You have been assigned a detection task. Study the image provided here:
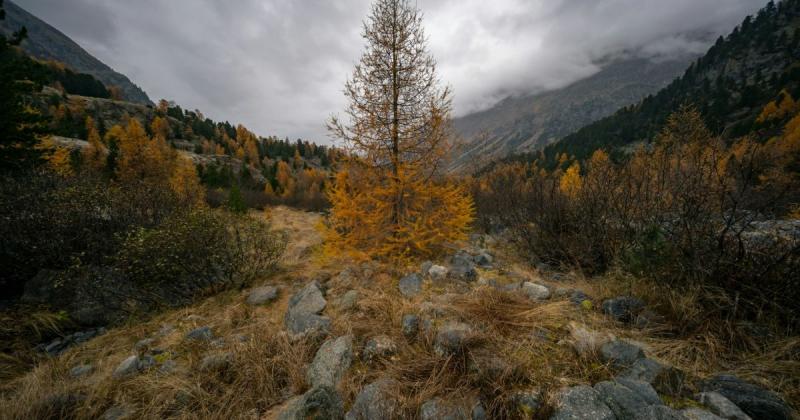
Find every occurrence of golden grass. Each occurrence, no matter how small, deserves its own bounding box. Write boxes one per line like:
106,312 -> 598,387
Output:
1,206 -> 797,418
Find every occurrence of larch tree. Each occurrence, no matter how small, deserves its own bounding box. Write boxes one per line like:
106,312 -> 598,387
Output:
81,116 -> 107,172
326,0 -> 473,261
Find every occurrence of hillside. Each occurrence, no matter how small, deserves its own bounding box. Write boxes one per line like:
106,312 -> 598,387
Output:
0,0 -> 152,105
450,55 -> 697,171
535,0 -> 800,168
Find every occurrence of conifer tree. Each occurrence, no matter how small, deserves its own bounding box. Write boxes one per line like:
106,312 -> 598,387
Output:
326,0 -> 473,261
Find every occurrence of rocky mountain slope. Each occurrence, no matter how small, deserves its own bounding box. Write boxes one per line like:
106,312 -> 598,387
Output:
536,0 -> 800,168
0,0 -> 152,105
450,55 -> 697,171
1,207 -> 795,419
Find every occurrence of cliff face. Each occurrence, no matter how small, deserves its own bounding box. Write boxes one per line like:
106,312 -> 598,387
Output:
0,0 -> 152,105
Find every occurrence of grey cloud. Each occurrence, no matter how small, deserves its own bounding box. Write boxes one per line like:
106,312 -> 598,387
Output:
17,0 -> 764,143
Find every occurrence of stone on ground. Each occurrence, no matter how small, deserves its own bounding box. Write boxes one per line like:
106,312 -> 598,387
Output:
434,321 -> 473,356
682,408 -> 726,420
701,374 -> 791,420
419,398 -> 469,420
345,377 -> 401,420
69,364 -> 93,378
599,339 -> 645,368
697,392 -> 751,420
336,290 -> 359,311
101,404 -> 135,420
398,273 -> 423,298
278,385 -> 344,420
112,355 -> 142,379
521,282 -> 551,300
635,405 -> 686,419
401,314 -> 419,339
362,335 -> 398,361
198,352 -> 232,372
550,385 -> 615,420
511,388 -> 542,417
307,335 -> 353,388
185,326 -> 213,342
595,380 -> 658,419
246,285 -> 279,306
567,321 -> 614,357
285,281 -> 331,337
602,296 -> 645,323
618,357 -> 685,395
428,265 -> 449,281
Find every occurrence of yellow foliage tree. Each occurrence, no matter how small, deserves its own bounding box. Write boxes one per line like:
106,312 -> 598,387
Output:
559,161 -> 582,198
326,0 -> 473,261
275,160 -> 295,198
81,116 -> 107,172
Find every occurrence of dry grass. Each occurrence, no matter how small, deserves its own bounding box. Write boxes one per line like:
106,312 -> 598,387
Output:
1,206 -> 797,418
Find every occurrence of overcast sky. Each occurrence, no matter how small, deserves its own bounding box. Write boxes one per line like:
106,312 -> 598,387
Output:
17,0 -> 763,144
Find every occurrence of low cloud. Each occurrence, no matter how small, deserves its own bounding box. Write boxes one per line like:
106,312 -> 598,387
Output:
17,0 -> 763,143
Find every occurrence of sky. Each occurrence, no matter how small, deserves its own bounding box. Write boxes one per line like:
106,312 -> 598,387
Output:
16,0 -> 764,144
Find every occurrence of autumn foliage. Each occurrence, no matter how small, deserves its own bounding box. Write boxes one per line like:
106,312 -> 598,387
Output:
325,0 -> 473,261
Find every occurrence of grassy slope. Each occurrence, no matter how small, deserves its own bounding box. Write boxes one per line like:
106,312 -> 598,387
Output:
0,207 -> 796,419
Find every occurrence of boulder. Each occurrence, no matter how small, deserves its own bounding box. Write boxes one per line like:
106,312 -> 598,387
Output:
434,322 -> 473,356
307,335 -> 353,388
697,392 -> 751,420
599,340 -> 645,368
401,314 -> 419,339
701,375 -> 791,420
619,357 -> 685,395
69,364 -> 93,378
336,290 -> 360,311
185,326 -> 213,342
595,380 -> 658,419
112,355 -> 143,379
246,286 -> 279,306
362,335 -> 398,361
602,296 -> 645,323
613,377 -> 662,405
398,273 -> 423,298
285,281 -> 331,337
474,252 -> 493,267
345,377 -> 401,420
550,385 -> 615,420
278,385 -> 344,420
521,282 -> 551,301
419,398 -> 469,420
448,261 -> 478,282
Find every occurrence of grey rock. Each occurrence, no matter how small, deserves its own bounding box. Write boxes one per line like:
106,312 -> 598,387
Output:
401,314 -> 419,339
550,385 -> 615,420
682,408 -> 725,420
594,380 -> 654,419
278,385 -> 344,420
701,375 -> 791,420
619,358 -> 685,395
185,326 -> 213,341
471,401 -> 487,420
112,355 -> 141,379
697,392 -> 751,420
307,335 -> 353,388
69,364 -> 93,378
138,354 -> 155,370
420,301 -> 447,318
102,404 -> 135,420
133,338 -> 155,351
399,273 -> 423,298
602,296 -> 645,323
285,313 -> 332,338
521,282 -> 551,300
501,281 -> 522,292
477,277 -> 498,287
345,377 -> 401,420
428,265 -> 449,281
246,286 -> 279,305
288,281 -> 327,315
511,388 -> 542,416
600,340 -> 645,368
614,377 -> 662,405
449,262 -> 478,282
634,405 -> 686,419
338,290 -> 360,311
567,322 -> 613,357
420,398 -> 469,420
363,335 -> 397,361
434,321 -> 473,356
198,352 -> 232,372
474,252 -> 493,267
159,359 -> 178,374
570,290 -> 591,306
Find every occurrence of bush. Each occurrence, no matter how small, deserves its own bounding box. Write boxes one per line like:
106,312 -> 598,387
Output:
116,208 -> 286,301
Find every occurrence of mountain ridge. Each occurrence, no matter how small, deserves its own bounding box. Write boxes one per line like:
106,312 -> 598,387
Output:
0,0 -> 152,105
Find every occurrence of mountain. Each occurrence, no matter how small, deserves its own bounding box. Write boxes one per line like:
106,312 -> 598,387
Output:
0,0 -> 152,105
451,54 -> 698,171
536,0 -> 800,169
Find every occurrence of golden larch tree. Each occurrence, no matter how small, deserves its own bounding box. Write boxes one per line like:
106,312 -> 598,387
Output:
81,116 -> 107,172
326,0 -> 473,261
